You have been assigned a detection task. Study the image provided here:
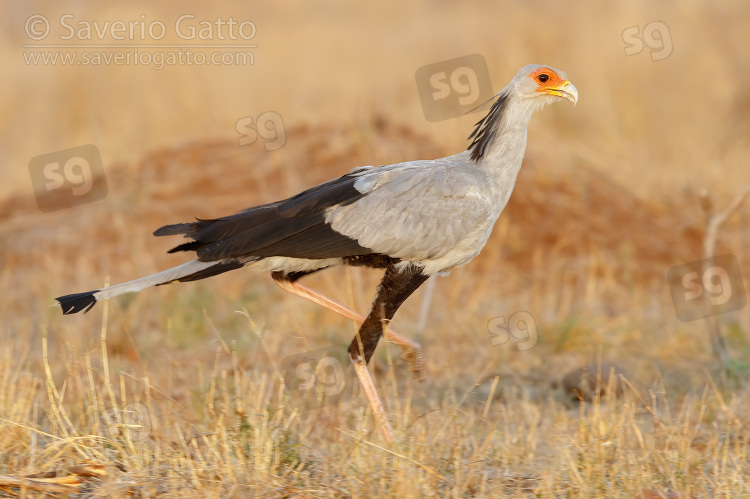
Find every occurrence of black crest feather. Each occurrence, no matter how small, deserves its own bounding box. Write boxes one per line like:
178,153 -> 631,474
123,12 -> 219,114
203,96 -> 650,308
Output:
467,92 -> 509,162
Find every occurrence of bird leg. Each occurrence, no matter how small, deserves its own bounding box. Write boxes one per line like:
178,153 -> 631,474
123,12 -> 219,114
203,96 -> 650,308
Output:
350,354 -> 393,441
272,272 -> 427,381
272,267 -> 428,442
348,266 -> 429,441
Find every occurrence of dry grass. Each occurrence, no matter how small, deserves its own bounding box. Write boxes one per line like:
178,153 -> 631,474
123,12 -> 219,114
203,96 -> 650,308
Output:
2,1 -> 750,497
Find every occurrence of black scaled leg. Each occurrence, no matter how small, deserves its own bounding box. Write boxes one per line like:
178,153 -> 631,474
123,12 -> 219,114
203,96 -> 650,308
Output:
346,264 -> 428,441
348,264 -> 429,364
272,264 -> 429,441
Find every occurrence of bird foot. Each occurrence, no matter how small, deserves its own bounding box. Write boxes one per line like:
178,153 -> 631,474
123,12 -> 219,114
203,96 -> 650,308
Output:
384,330 -> 426,382
401,344 -> 426,382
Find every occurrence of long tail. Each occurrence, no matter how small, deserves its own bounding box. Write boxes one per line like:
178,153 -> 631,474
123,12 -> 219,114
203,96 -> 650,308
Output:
55,259 -> 245,315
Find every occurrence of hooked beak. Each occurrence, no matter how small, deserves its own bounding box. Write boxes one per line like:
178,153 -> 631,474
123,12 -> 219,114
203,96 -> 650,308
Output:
545,80 -> 578,105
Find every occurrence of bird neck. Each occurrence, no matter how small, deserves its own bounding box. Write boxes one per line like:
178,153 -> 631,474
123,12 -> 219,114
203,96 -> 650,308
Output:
468,99 -> 534,186
467,91 -> 535,167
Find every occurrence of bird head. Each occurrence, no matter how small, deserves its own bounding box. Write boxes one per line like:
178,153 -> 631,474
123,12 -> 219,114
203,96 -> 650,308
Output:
467,64 -> 578,161
512,64 -> 578,107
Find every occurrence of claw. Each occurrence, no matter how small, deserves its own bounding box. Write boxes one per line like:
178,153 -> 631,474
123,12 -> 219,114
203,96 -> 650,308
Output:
396,341 -> 426,382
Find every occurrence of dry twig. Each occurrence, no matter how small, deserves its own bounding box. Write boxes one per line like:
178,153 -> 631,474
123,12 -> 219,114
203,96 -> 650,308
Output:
698,183 -> 750,364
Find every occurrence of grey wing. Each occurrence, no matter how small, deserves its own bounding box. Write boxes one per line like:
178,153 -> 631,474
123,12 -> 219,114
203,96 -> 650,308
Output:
325,160 -> 494,263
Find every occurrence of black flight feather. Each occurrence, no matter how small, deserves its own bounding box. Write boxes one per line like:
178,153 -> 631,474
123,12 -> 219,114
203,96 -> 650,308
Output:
153,171 -> 373,261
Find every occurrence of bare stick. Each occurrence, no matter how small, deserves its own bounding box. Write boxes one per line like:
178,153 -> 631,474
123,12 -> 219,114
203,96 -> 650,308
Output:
698,184 -> 750,365
0,475 -> 82,494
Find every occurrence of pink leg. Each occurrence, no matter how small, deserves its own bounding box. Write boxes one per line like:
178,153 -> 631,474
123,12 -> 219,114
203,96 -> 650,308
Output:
273,274 -> 429,443
273,275 -> 426,380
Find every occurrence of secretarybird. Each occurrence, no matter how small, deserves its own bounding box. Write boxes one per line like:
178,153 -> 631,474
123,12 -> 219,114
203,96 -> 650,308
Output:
56,64 -> 577,441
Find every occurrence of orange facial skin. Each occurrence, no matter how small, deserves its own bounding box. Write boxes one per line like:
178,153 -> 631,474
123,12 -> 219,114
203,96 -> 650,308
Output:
529,67 -> 571,95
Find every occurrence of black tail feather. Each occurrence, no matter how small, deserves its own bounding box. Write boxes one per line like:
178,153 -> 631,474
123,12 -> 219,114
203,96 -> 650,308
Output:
56,290 -> 99,315
167,241 -> 203,254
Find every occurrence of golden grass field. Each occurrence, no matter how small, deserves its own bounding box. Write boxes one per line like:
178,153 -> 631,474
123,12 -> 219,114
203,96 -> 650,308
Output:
2,1 -> 750,497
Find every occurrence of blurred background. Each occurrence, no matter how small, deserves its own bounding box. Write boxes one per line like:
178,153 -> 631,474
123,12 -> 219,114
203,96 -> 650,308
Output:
2,1 -> 749,198
1,1 -> 750,494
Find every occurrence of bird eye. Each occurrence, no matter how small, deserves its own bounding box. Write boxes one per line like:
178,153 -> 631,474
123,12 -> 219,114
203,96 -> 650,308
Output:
538,73 -> 549,83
